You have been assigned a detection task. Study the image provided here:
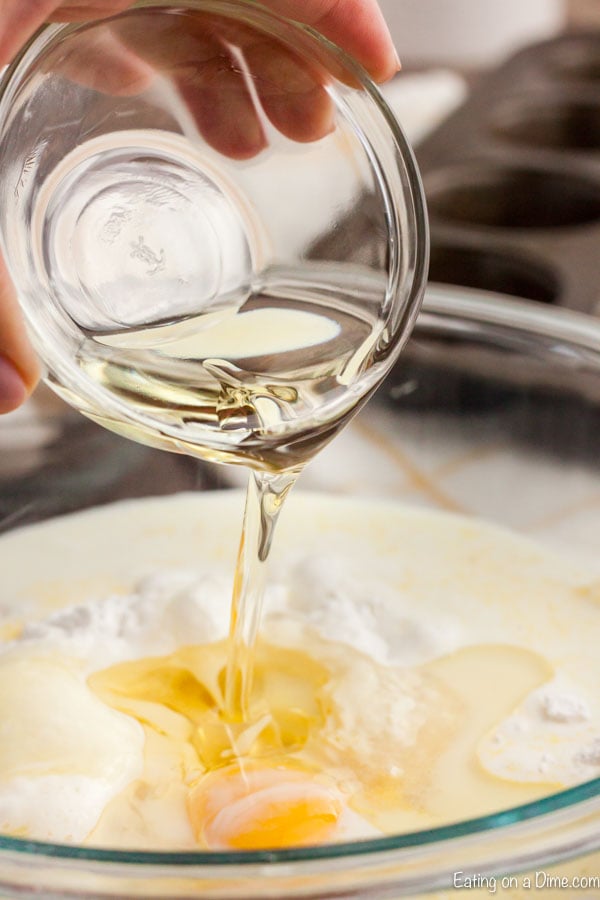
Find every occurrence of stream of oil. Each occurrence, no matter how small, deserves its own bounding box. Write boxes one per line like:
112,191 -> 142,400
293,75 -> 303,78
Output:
73,288 -> 388,727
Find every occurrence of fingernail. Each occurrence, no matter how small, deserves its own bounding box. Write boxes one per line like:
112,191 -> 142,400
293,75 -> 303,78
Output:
394,47 -> 402,71
0,354 -> 27,414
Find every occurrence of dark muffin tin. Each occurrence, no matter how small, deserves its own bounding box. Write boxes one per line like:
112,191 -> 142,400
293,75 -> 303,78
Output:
416,30 -> 600,314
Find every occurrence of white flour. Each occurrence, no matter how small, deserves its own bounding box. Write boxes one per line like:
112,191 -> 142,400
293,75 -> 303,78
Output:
0,492 -> 599,847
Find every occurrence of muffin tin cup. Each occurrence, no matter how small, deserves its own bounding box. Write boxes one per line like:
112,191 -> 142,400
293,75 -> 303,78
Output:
417,30 -> 600,316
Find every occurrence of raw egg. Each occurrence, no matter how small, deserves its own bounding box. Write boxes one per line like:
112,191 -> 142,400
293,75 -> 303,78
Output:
187,760 -> 344,850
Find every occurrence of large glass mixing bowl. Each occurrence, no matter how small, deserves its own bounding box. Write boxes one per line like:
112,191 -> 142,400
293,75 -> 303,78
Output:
0,285 -> 599,898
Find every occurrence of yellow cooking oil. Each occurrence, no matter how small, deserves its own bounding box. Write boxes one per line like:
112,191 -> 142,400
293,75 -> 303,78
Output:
88,636 -> 556,848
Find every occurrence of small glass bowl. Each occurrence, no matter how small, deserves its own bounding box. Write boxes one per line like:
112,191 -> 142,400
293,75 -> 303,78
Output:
0,0 -> 427,470
1,285 -> 600,898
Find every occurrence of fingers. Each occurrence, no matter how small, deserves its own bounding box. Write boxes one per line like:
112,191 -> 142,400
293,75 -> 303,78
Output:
1,0 -> 396,153
262,0 -> 400,83
0,0 -> 131,67
0,0 -> 60,65
176,60 -> 267,161
50,26 -> 155,97
236,33 -> 335,144
0,256 -> 40,414
0,0 -> 399,83
47,1 -> 132,19
113,13 -> 267,160
115,11 -> 331,152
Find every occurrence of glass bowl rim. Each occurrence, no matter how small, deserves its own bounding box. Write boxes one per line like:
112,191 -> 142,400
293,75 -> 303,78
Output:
0,285 -> 600,869
0,779 -> 598,866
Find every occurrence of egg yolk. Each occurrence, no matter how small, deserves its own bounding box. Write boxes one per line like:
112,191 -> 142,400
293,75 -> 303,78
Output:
187,761 -> 343,850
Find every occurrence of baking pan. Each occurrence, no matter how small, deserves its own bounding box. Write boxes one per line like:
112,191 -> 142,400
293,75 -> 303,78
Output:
416,30 -> 600,314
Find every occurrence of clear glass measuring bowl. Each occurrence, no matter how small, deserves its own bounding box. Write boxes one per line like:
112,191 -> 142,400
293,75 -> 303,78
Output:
0,0 -> 428,472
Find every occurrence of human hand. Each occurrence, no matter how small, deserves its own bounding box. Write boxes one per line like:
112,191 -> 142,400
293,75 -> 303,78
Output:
0,0 -> 399,413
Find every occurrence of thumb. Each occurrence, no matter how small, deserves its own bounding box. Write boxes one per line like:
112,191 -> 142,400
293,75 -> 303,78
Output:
0,254 -> 40,413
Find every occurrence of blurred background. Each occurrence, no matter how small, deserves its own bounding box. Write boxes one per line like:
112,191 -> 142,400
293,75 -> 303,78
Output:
373,0 -> 600,318
380,0 -> 599,68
